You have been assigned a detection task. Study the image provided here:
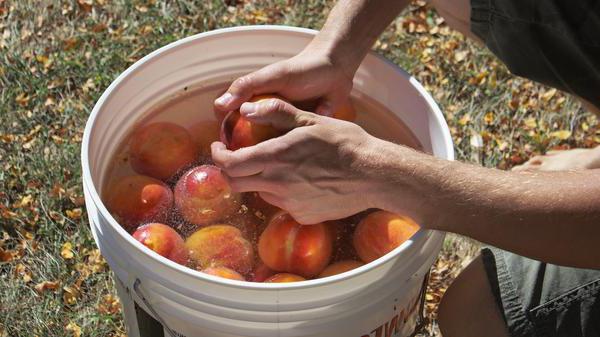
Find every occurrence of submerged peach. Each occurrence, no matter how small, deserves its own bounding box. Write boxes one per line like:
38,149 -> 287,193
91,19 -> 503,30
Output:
353,210 -> 420,263
258,212 -> 333,278
132,223 -> 188,265
105,175 -> 173,230
129,122 -> 197,181
185,225 -> 254,274
174,165 -> 240,225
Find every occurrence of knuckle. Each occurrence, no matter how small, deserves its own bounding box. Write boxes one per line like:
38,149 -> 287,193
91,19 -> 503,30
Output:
232,75 -> 253,91
264,98 -> 286,113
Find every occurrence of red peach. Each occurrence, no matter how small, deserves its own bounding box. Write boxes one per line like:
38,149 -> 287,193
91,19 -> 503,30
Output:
105,175 -> 173,230
249,262 -> 277,282
353,211 -> 420,263
264,273 -> 306,283
220,94 -> 284,151
185,225 -> 254,274
258,212 -> 333,278
202,266 -> 245,281
132,223 -> 188,265
188,120 -> 220,157
319,260 -> 364,278
333,100 -> 357,122
174,165 -> 241,225
129,122 -> 197,181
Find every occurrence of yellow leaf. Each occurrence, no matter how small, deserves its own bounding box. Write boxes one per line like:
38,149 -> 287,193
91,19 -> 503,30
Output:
61,242 -> 74,259
458,114 -> 470,126
15,93 -> 30,107
63,286 -> 80,305
34,280 -> 60,293
541,88 -> 557,102
550,130 -> 571,140
524,117 -> 537,129
65,322 -> 82,337
66,208 -> 82,220
484,111 -> 495,125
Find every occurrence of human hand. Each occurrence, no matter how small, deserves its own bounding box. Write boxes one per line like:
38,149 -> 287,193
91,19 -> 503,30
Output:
213,44 -> 354,119
211,98 -> 381,224
512,147 -> 600,172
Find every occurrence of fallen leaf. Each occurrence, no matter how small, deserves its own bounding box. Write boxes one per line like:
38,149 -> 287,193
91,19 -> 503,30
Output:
34,280 -> 60,293
98,294 -> 121,315
66,208 -> 82,220
65,322 -> 82,337
541,88 -> 557,102
61,242 -> 74,259
549,130 -> 571,140
63,286 -> 80,305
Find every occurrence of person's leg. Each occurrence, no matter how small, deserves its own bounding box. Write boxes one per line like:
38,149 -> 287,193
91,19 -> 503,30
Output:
437,255 -> 511,337
428,0 -> 483,44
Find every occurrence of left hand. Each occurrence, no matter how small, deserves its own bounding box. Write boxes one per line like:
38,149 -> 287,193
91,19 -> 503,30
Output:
211,98 -> 380,224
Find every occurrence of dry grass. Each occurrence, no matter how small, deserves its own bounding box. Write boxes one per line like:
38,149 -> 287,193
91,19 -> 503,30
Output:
1,1 -> 597,336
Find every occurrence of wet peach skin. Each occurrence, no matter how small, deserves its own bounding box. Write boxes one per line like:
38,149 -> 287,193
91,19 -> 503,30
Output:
105,175 -> 173,230
353,210 -> 420,263
319,260 -> 364,278
185,225 -> 254,275
174,165 -> 241,225
132,223 -> 188,265
258,212 -> 334,278
220,95 -> 283,151
264,273 -> 306,283
202,266 -> 246,281
129,122 -> 197,181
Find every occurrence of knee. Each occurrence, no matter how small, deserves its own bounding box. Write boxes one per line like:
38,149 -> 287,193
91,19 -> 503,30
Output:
436,255 -> 509,337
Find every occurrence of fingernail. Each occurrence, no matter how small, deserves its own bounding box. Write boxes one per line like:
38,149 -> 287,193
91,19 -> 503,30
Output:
215,92 -> 234,106
240,102 -> 257,116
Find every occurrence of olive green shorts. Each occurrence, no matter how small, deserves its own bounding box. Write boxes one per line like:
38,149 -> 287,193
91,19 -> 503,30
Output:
481,247 -> 600,337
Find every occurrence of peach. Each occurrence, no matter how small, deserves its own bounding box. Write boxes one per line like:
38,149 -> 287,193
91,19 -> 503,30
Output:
185,225 -> 254,274
258,212 -> 333,278
353,210 -> 420,263
319,260 -> 364,278
220,95 -> 284,150
188,120 -> 220,157
105,175 -> 173,230
249,262 -> 277,282
174,165 -> 241,225
132,223 -> 188,265
129,122 -> 197,181
264,273 -> 306,283
333,100 -> 357,122
202,266 -> 245,281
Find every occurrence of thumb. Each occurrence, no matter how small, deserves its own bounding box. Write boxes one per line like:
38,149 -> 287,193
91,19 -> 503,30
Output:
214,62 -> 288,112
239,98 -> 319,130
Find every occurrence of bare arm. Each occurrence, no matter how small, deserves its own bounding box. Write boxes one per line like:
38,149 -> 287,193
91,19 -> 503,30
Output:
214,0 -> 410,115
314,0 -> 411,75
212,101 -> 600,270
370,138 -> 600,269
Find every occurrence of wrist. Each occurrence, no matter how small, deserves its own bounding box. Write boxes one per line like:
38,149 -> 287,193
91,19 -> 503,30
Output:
362,138 -> 444,229
304,32 -> 366,80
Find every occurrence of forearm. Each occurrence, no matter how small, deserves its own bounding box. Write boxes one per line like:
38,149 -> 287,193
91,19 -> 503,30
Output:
309,0 -> 411,74
366,139 -> 600,269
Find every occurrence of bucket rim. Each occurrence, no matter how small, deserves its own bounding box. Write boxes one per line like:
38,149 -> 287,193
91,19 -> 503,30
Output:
81,24 -> 452,290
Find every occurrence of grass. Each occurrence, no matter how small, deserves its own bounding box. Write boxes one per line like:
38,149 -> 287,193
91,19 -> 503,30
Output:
1,1 -> 597,336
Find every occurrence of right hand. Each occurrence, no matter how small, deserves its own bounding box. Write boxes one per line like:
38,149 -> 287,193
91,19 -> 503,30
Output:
213,46 -> 355,118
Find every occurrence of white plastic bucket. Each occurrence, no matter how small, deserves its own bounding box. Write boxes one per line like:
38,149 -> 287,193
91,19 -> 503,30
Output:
81,25 -> 454,337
